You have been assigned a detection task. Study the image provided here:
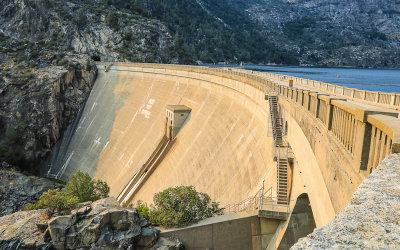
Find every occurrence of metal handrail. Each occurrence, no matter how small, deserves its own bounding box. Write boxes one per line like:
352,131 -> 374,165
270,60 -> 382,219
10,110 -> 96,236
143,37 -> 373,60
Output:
224,183 -> 277,214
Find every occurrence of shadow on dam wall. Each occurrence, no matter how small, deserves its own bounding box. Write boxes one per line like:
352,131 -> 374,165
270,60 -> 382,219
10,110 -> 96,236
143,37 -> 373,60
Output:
45,65 -> 276,207
45,69 -> 123,181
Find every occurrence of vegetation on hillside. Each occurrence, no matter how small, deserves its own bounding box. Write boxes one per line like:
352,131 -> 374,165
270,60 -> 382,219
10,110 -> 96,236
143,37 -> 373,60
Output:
25,171 -> 110,214
0,125 -> 25,169
135,186 -> 224,228
113,0 -> 297,64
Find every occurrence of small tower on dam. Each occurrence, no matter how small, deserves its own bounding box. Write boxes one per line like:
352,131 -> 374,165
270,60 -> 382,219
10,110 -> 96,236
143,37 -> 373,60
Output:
165,105 -> 191,139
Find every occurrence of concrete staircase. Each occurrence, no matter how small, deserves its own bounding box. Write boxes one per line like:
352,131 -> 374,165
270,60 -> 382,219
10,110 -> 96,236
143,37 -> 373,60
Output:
269,95 -> 284,147
268,94 -> 289,205
277,157 -> 289,205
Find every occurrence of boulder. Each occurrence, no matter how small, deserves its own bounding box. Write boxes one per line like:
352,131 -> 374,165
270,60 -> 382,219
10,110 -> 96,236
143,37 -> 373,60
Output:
0,197 -> 184,249
0,209 -> 52,249
138,227 -> 160,248
150,237 -> 185,250
0,170 -> 63,216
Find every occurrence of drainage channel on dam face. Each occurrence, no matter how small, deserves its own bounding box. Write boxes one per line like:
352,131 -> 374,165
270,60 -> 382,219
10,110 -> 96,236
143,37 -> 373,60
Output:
118,105 -> 191,205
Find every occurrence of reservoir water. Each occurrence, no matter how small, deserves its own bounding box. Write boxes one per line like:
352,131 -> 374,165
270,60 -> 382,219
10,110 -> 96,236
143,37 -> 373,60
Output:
234,65 -> 400,93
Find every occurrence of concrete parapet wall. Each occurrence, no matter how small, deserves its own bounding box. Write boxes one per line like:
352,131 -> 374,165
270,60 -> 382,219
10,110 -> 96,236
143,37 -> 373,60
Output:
161,211 -> 281,250
247,69 -> 400,111
280,97 -> 363,214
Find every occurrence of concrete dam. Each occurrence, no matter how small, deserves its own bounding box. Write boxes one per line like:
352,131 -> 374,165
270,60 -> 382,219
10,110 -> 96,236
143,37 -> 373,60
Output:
45,63 -> 400,249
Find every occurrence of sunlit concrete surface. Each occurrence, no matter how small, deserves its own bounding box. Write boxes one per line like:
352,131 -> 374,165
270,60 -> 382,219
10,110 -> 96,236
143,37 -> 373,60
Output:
49,65 -> 276,207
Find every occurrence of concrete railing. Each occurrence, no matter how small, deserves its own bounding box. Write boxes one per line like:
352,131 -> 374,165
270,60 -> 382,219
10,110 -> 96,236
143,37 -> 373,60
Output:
366,114 -> 400,172
275,82 -> 400,173
110,62 -> 400,174
247,70 -> 400,111
113,62 -> 400,110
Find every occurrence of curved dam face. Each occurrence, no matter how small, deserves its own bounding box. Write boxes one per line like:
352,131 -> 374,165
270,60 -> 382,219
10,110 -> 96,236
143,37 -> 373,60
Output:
47,63 -> 400,247
48,64 -> 275,207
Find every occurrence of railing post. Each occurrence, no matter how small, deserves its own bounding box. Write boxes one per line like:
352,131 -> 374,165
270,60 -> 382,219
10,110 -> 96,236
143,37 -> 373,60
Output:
260,180 -> 265,210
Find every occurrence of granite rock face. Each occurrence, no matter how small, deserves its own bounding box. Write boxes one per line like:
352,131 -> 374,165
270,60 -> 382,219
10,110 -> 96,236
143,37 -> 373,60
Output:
241,0 -> 400,67
0,54 -> 97,164
0,0 -> 174,63
0,209 -> 50,249
0,169 -> 63,217
0,0 -> 175,169
292,153 -> 400,249
0,197 -> 184,250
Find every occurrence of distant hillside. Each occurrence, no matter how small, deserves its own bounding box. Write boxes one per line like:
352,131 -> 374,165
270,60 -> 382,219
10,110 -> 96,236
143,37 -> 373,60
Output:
114,0 -> 297,65
130,0 -> 400,67
3,0 -> 397,67
244,0 -> 400,68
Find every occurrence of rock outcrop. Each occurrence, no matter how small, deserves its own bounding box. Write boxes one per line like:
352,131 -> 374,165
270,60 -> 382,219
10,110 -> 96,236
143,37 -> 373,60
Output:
0,54 -> 97,165
0,0 -> 176,170
0,197 -> 184,250
244,0 -> 400,68
0,0 -> 174,63
292,153 -> 400,249
0,169 -> 63,217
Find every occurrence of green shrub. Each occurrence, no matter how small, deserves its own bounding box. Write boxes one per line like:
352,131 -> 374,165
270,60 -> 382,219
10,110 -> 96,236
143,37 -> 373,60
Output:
41,0 -> 52,8
102,0 -> 112,6
123,31 -> 132,41
85,59 -> 92,71
65,171 -> 110,202
136,186 -> 223,228
4,126 -> 18,145
24,188 -> 78,214
21,72 -> 34,82
67,61 -> 75,69
25,171 -> 110,214
106,10 -> 119,30
0,146 -> 24,166
58,58 -> 69,66
76,9 -> 87,26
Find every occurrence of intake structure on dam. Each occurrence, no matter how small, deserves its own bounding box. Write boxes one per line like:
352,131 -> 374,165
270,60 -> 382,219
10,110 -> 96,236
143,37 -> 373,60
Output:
45,63 -> 400,249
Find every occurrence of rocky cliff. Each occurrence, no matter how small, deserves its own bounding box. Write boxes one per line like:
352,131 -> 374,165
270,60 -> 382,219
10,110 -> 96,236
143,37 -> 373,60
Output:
0,166 -> 63,217
243,0 -> 400,67
131,0 -> 400,67
0,197 -> 183,249
291,153 -> 400,249
0,53 -> 97,173
0,0 -> 175,62
0,0 -> 177,173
